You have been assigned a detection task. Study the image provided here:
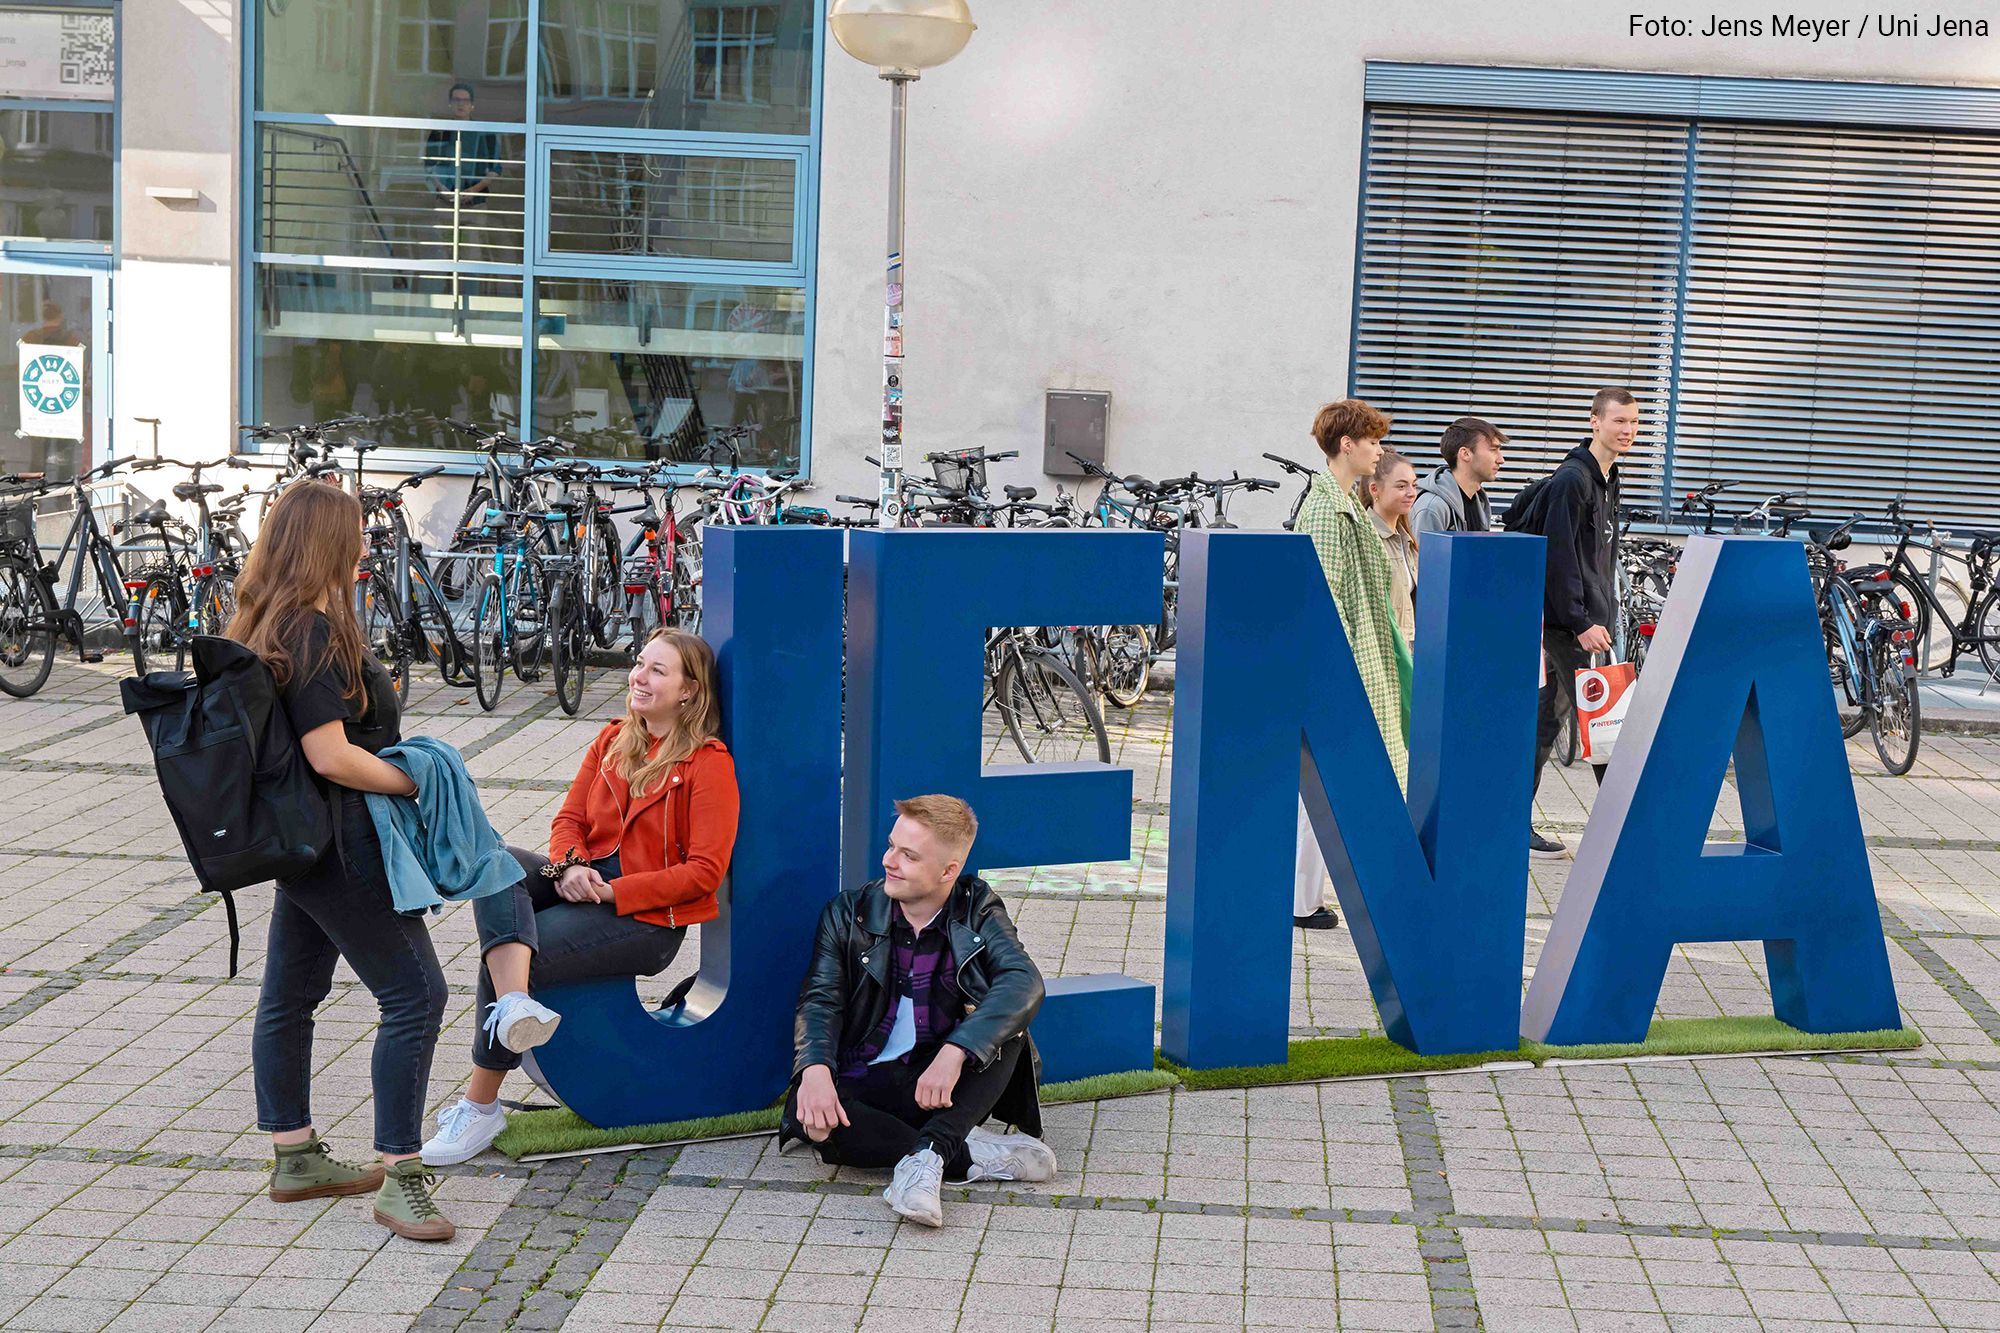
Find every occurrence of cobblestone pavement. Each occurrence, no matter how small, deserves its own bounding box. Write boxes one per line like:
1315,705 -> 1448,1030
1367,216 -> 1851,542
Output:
6,657 -> 2000,1331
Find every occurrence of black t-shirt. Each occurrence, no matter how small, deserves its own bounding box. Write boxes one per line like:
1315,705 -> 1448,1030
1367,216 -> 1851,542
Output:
280,613 -> 400,755
1459,483 -> 1488,532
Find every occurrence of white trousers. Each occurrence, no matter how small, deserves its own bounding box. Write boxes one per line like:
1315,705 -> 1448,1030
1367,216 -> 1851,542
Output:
1295,796 -> 1328,916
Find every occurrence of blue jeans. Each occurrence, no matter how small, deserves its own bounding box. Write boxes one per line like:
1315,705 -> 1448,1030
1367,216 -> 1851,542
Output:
470,847 -> 684,1073
253,791 -> 448,1155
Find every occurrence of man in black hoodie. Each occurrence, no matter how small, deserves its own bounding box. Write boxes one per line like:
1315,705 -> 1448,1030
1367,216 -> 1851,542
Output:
1502,389 -> 1639,857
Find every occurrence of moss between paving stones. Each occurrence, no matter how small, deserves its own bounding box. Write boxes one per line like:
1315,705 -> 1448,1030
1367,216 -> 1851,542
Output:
493,1019 -> 1918,1158
492,1068 -> 1181,1160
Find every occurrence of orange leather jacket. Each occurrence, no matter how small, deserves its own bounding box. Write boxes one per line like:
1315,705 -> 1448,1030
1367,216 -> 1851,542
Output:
548,725 -> 739,929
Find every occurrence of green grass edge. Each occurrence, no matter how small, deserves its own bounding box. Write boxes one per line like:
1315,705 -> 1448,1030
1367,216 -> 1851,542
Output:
493,1018 -> 1920,1159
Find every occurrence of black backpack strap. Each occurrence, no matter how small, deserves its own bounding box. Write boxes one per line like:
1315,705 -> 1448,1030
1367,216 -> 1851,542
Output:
220,889 -> 241,978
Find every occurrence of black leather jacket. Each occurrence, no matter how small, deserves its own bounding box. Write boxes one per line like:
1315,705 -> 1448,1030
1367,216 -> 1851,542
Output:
792,874 -> 1045,1135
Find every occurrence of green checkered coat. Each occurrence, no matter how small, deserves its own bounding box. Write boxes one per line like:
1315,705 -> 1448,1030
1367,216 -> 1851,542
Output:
1297,471 -> 1409,789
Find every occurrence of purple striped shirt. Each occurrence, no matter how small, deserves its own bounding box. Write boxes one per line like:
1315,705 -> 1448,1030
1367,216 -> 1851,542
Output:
840,909 -> 960,1076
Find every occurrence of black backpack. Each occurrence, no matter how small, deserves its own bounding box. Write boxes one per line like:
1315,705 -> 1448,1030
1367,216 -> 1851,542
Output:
121,636 -> 334,975
1499,466 -> 1564,534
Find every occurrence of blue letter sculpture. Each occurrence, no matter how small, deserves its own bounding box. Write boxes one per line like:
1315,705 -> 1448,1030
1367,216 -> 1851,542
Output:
1520,536 -> 1901,1044
844,529 -> 1163,1083
1163,530 -> 1545,1068
525,527 -> 845,1127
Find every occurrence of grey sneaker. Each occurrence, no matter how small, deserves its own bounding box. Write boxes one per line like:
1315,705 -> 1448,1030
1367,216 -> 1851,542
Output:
1528,830 -> 1568,859
482,991 -> 561,1054
964,1127 -> 1057,1184
883,1147 -> 945,1227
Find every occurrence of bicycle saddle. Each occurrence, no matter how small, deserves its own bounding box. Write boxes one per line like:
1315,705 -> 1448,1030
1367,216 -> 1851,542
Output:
1808,528 -> 1851,551
172,482 -> 223,501
1962,529 -> 2000,547
1003,485 -> 1038,502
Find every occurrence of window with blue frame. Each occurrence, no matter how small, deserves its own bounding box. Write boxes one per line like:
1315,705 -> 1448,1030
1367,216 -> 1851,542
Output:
248,0 -> 818,467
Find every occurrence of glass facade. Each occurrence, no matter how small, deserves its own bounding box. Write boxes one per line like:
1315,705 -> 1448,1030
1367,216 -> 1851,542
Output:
248,0 -> 818,466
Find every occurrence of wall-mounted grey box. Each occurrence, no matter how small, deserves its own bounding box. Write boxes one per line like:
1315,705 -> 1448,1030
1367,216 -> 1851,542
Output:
1045,390 -> 1109,477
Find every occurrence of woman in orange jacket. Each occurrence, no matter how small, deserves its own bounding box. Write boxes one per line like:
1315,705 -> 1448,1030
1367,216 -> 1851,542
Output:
421,628 -> 740,1164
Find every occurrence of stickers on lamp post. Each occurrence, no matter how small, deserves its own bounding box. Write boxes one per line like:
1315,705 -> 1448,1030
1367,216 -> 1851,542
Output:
18,342 -> 84,442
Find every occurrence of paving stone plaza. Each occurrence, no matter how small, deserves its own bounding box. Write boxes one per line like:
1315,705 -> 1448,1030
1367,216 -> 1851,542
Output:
7,659 -> 2000,1332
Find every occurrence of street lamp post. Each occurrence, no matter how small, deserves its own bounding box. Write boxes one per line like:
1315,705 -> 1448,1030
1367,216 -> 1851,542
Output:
828,0 -> 977,528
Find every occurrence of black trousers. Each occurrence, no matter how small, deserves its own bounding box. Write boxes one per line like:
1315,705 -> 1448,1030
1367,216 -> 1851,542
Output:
784,1036 -> 1025,1180
1533,627 -> 1608,799
254,791 -> 447,1155
470,848 -> 683,1073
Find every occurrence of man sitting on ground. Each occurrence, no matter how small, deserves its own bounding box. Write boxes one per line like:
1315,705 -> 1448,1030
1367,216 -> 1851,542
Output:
784,794 -> 1054,1226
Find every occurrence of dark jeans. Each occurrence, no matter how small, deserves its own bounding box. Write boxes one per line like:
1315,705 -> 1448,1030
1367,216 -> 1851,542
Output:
1533,627 -> 1608,800
254,792 -> 448,1156
784,1036 -> 1026,1180
471,847 -> 684,1073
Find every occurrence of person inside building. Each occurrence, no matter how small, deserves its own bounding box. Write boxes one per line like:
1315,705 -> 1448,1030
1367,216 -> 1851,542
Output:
784,795 -> 1055,1227
1502,387 -> 1636,859
420,628 -> 739,1166
1411,416 -> 1506,538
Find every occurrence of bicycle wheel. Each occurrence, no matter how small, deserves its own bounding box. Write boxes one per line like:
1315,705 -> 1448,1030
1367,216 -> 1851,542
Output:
131,571 -> 188,676
198,571 -> 238,637
472,572 -> 507,712
358,571 -> 410,703
409,561 -> 468,686
1870,635 -> 1921,776
1974,587 -> 2000,682
549,569 -> 587,716
1858,565 -> 1939,672
587,518 -> 624,649
994,647 -> 1111,764
1096,624 -> 1153,708
1825,579 -> 1869,739
510,557 -> 548,684
440,489 -> 494,599
0,556 -> 55,698
671,544 -> 702,635
1557,702 -> 1581,767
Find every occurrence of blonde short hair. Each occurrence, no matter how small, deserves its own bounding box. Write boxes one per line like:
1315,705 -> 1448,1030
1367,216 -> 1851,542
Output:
893,794 -> 978,857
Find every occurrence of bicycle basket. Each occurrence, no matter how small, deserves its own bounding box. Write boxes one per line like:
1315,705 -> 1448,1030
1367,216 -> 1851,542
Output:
0,501 -> 32,547
928,449 -> 986,496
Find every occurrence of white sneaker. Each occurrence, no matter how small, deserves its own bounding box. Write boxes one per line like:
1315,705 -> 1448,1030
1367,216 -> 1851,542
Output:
883,1147 -> 945,1227
964,1126 -> 1058,1184
421,1097 -> 505,1167
482,992 -> 561,1054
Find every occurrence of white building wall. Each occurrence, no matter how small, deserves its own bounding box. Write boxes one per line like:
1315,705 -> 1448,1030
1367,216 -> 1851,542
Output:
811,0 -> 2000,528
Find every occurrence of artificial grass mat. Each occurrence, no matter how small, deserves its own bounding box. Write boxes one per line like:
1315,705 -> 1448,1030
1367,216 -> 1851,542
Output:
492,1067 -> 1181,1160
492,1019 -> 1917,1159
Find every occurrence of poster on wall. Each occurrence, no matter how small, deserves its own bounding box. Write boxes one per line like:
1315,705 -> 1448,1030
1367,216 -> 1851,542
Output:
0,10 -> 113,101
18,342 -> 84,442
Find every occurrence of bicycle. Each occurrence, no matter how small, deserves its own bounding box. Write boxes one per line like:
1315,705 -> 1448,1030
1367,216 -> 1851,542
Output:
357,465 -> 463,702
0,456 -> 160,696
1263,452 -> 1318,531
985,624 -> 1112,765
1807,516 -> 1921,774
466,509 -> 550,712
124,455 -> 256,674
1846,498 -> 2000,680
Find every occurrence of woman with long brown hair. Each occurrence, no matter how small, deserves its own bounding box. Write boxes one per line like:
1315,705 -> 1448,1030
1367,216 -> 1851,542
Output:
421,628 -> 741,1165
230,481 -> 456,1242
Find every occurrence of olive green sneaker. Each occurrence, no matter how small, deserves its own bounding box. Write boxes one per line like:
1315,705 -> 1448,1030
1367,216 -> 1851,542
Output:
269,1133 -> 385,1203
372,1158 -> 456,1242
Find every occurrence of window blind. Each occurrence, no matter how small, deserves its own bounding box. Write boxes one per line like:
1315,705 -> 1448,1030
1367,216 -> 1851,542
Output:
1351,107 -> 1683,508
1673,121 -> 2000,530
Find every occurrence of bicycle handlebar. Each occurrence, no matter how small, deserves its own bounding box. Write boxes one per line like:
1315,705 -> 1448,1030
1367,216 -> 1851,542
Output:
1261,452 -> 1316,477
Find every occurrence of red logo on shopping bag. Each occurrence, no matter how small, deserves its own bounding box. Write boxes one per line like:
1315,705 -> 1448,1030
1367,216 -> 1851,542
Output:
1576,663 -> 1638,765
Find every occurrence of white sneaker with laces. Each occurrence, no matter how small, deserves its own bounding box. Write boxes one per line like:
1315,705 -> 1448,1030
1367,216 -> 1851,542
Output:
483,991 -> 561,1054
963,1126 -> 1058,1184
883,1147 -> 946,1227
421,1097 -> 506,1167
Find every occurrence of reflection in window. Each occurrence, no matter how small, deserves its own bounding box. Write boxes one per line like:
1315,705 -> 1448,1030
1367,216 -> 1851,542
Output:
533,277 -> 802,467
257,124 -> 526,265
255,266 -> 525,450
537,0 -> 813,134
545,149 -> 794,263
0,109 -> 114,244
692,4 -> 776,105
259,0 -> 527,121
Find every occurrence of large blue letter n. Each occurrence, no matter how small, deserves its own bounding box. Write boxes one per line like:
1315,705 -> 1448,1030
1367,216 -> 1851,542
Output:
1164,530 -> 1544,1068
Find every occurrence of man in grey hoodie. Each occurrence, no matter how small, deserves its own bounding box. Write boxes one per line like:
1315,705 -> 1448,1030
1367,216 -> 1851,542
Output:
1411,417 -> 1506,537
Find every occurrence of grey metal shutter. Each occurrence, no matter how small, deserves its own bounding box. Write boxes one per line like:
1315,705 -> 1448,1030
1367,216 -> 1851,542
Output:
1351,107 -> 1685,509
1673,121 -> 2000,530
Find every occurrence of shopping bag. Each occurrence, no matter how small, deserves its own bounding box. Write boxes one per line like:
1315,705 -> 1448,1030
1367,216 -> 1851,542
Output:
1574,657 -> 1637,765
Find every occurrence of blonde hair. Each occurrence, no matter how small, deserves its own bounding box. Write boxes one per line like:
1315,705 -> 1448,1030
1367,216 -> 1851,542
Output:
605,629 -> 721,797
1366,449 -> 1419,547
893,794 -> 978,858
